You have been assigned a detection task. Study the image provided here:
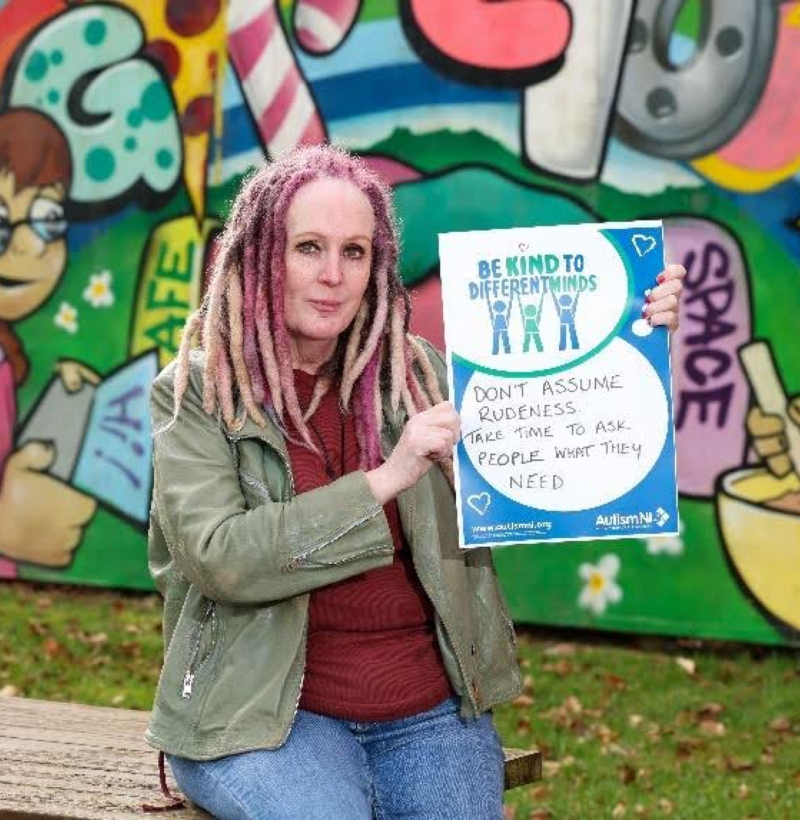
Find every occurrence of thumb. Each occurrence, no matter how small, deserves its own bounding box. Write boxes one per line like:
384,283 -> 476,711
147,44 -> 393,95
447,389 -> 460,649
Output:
8,441 -> 56,473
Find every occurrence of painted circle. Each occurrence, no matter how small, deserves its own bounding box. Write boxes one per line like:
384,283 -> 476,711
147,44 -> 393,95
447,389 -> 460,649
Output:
460,339 -> 669,512
25,51 -> 48,82
182,95 -> 213,136
47,89 -> 60,104
166,0 -> 221,37
716,27 -> 743,57
84,19 -> 107,46
145,39 -> 182,81
50,49 -> 64,66
156,148 -> 174,169
124,136 -> 137,151
127,109 -> 144,129
141,81 -> 172,122
85,146 -> 116,182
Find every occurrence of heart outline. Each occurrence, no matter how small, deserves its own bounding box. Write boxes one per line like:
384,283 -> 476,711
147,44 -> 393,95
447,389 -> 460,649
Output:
467,492 -> 492,516
632,234 -> 657,257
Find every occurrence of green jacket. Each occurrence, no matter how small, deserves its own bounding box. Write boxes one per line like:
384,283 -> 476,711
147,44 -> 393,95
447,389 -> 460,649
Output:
145,341 -> 522,760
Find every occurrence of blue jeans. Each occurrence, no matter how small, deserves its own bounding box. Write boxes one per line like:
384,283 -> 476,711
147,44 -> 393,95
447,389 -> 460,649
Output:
167,697 -> 504,819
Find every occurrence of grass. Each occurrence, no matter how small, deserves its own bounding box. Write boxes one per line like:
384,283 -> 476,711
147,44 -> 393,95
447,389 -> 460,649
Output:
1,582 -> 799,819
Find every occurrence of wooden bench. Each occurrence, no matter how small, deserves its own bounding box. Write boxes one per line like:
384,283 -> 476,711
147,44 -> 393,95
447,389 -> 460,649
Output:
0,697 -> 541,819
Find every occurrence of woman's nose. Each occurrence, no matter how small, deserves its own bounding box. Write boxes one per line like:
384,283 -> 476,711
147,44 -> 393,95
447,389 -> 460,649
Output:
318,252 -> 343,285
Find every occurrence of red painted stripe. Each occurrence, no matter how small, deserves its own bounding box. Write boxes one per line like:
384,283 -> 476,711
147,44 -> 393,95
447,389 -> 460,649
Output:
258,67 -> 301,143
301,0 -> 360,31
228,6 -> 277,80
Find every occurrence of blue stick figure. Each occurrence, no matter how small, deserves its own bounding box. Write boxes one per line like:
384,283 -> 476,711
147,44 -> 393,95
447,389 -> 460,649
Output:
489,298 -> 512,355
553,291 -> 581,351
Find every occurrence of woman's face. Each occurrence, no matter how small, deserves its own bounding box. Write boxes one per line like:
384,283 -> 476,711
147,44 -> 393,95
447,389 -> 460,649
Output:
283,176 -> 375,357
0,169 -> 68,322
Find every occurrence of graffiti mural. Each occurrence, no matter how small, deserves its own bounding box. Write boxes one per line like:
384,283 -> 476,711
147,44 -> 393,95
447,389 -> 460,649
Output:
1,0 -> 799,645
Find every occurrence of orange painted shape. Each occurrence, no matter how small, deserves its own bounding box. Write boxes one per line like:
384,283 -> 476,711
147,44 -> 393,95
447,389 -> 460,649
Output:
409,0 -> 571,71
693,3 -> 800,192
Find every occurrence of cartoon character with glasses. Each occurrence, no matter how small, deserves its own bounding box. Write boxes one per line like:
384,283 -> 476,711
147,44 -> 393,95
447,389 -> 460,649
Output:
0,109 -> 97,576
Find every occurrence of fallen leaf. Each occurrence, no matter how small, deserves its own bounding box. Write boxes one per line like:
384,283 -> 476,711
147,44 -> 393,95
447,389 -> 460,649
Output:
564,696 -> 582,714
699,720 -> 726,737
543,643 -> 576,657
697,702 -> 725,720
503,806 -> 517,820
87,632 -> 109,647
528,784 -> 551,801
111,694 -> 125,705
612,803 -> 627,817
737,782 -> 751,800
675,657 -> 696,676
769,716 -> 791,733
0,685 -> 19,698
42,637 -> 61,657
629,714 -> 644,729
529,809 -> 553,820
542,660 -> 574,676
726,756 -> 756,773
513,694 -> 534,708
618,764 -> 637,785
542,761 -> 561,778
657,798 -> 674,814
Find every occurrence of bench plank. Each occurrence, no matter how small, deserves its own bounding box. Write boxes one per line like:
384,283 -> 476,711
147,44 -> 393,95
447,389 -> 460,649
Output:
0,697 -> 540,818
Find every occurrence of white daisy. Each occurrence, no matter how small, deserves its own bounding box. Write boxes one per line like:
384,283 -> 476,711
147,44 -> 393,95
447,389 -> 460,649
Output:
578,554 -> 623,616
646,517 -> 685,556
83,270 -> 114,307
54,302 -> 78,334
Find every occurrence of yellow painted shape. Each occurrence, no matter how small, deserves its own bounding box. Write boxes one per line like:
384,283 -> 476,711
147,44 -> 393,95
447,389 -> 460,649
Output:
692,154 -> 800,194
717,467 -> 800,631
130,215 -> 220,366
114,0 -> 228,220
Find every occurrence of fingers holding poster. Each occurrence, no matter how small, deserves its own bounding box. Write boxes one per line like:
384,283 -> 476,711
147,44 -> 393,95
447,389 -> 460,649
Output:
439,222 -> 679,548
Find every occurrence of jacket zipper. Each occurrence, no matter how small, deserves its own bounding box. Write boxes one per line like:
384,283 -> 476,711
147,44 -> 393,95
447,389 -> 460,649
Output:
182,600 -> 216,699
227,431 -> 308,735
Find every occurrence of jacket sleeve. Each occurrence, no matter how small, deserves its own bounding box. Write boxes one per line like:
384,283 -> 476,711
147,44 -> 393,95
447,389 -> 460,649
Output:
149,361 -> 394,606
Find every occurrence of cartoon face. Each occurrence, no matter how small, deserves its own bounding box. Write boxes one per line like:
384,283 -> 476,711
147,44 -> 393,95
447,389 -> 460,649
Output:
0,168 -> 68,321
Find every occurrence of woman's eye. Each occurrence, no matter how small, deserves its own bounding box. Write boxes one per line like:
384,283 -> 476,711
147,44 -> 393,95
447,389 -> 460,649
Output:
343,244 -> 365,259
297,240 -> 320,254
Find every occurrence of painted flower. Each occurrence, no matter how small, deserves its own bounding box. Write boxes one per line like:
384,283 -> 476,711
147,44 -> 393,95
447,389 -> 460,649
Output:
578,553 -> 622,616
83,270 -> 114,307
54,301 -> 78,334
646,518 -> 685,556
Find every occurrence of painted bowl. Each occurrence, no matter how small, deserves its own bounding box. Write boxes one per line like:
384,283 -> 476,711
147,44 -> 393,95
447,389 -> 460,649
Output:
716,467 -> 800,633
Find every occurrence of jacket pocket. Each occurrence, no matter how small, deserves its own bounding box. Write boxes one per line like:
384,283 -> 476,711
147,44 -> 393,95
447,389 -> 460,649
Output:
181,599 -> 217,700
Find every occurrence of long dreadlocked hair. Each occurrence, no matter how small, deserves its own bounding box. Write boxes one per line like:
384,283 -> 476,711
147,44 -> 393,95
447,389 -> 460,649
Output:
171,144 -> 450,478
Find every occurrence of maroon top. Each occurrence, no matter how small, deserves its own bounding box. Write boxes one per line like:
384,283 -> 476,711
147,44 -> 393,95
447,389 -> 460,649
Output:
286,370 -> 452,721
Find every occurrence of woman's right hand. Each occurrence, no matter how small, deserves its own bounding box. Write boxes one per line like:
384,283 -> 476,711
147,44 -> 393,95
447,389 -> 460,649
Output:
366,401 -> 460,504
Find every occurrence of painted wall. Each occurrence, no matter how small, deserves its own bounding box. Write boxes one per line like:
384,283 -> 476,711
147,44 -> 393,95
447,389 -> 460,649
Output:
1,0 -> 799,645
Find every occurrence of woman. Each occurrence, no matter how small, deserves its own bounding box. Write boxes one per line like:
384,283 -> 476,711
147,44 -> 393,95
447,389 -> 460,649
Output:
147,145 -> 683,819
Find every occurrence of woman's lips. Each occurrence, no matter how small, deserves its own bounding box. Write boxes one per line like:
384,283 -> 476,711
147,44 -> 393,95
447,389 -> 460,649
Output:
309,299 -> 341,314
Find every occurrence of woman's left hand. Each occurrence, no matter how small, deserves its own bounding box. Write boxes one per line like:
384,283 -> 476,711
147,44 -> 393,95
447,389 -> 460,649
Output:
642,264 -> 685,333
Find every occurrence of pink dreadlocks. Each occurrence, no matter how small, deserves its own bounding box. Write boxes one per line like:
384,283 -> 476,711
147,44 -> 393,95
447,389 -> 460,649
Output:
171,144 -> 448,475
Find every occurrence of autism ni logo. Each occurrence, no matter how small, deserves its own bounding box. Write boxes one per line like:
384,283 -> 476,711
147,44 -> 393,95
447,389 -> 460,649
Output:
596,508 -> 670,530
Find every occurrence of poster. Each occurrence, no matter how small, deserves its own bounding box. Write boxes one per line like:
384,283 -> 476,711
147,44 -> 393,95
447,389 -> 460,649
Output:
439,221 -> 679,548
